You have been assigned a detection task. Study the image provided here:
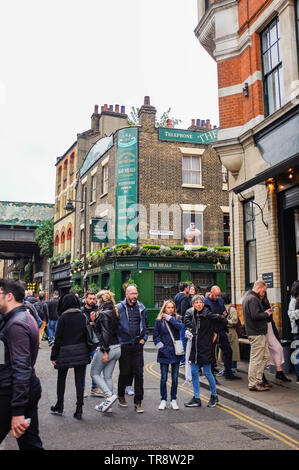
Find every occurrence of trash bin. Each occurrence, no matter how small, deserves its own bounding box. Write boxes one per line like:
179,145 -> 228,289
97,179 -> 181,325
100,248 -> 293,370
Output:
268,340 -> 291,374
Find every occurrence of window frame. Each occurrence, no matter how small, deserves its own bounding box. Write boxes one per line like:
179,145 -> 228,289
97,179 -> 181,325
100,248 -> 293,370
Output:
182,155 -> 202,187
243,199 -> 257,290
102,163 -> 109,195
261,16 -> 283,117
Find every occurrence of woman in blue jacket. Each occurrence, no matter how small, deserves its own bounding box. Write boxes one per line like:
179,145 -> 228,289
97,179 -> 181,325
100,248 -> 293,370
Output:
153,300 -> 182,410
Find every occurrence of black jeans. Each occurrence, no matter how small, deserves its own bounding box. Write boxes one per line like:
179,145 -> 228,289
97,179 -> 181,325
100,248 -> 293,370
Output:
56,365 -> 86,408
218,331 -> 233,375
0,383 -> 44,450
118,343 -> 144,404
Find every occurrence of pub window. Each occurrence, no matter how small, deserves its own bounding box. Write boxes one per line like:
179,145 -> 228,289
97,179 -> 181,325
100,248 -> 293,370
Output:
154,272 -> 179,308
191,272 -> 215,296
182,156 -> 201,186
261,17 -> 283,116
223,214 -> 230,246
102,272 -> 110,290
244,199 -> 257,289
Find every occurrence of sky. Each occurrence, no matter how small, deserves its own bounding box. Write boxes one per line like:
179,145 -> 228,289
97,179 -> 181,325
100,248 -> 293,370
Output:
0,0 -> 219,204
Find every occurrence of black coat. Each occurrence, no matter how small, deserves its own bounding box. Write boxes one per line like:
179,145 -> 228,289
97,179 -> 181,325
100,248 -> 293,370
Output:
184,306 -> 227,366
50,308 -> 90,369
95,302 -> 119,353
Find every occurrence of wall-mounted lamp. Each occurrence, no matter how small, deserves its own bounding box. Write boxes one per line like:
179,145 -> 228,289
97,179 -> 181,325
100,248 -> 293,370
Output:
266,178 -> 275,192
288,168 -> 295,180
243,82 -> 249,98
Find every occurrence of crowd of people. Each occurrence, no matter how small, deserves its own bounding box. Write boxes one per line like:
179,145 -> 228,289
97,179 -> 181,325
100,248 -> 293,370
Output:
0,277 -> 298,450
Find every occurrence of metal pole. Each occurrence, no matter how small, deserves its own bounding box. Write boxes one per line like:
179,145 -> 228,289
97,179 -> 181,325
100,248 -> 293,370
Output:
83,186 -> 88,296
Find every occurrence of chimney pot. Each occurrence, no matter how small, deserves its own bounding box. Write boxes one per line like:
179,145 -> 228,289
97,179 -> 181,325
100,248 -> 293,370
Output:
115,104 -> 119,112
121,105 -> 125,114
104,104 -> 108,110
101,106 -> 104,112
94,104 -> 99,114
144,96 -> 150,106
192,119 -> 195,126
206,119 -> 211,129
109,105 -> 113,111
196,119 -> 201,126
201,120 -> 205,127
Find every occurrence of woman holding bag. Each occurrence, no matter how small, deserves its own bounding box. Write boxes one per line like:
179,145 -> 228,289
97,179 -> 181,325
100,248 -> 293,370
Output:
153,300 -> 182,410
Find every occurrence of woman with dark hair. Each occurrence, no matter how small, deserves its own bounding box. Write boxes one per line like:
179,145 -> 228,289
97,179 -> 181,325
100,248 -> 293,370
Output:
288,281 -> 299,384
50,294 -> 91,420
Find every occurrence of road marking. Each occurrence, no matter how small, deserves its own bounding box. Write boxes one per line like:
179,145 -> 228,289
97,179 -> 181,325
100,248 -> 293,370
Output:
145,361 -> 299,450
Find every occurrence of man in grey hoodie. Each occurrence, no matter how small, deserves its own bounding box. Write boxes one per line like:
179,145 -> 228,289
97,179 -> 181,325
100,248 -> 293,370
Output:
242,280 -> 272,391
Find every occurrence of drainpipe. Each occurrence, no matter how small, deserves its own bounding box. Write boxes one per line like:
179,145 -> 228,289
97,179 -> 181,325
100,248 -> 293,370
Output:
231,193 -> 236,306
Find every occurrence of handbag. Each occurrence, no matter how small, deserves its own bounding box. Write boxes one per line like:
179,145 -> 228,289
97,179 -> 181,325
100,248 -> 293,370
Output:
85,321 -> 99,351
165,321 -> 184,356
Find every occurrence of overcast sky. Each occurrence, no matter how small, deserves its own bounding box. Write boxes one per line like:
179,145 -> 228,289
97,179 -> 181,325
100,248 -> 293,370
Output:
0,0 -> 218,204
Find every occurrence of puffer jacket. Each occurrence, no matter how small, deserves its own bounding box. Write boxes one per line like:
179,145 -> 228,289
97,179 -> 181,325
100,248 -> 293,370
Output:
184,306 -> 227,366
0,306 -> 40,416
50,308 -> 90,369
95,301 -> 119,353
153,315 -> 182,364
116,300 -> 149,345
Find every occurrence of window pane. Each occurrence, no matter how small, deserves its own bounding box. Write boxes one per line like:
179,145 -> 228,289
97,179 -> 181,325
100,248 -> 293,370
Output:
183,156 -> 191,170
183,170 -> 191,184
244,201 -> 254,222
267,68 -> 281,114
191,171 -> 201,185
269,21 -> 278,45
248,240 -> 257,285
245,221 -> 254,241
262,30 -> 270,52
191,157 -> 200,170
271,43 -> 279,68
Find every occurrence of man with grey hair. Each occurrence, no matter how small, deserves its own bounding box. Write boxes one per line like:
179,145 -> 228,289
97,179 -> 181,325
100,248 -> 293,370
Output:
116,285 -> 149,413
243,280 -> 272,391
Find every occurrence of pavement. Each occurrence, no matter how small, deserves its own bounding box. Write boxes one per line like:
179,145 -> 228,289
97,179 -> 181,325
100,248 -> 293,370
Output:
144,336 -> 299,431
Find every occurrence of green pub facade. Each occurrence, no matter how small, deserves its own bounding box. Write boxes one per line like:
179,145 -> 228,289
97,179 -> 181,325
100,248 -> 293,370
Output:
71,97 -> 230,326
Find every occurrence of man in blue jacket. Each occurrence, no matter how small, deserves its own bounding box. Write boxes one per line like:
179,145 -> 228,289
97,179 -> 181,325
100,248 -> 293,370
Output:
0,279 -> 44,450
117,285 -> 149,413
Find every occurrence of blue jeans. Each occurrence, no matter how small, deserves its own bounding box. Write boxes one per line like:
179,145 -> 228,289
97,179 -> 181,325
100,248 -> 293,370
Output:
179,324 -> 187,362
91,346 -> 121,396
48,320 -> 57,343
160,362 -> 180,401
191,363 -> 217,398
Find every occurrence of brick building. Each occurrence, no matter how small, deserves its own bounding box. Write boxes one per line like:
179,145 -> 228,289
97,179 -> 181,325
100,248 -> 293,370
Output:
195,0 -> 299,337
70,97 -> 231,325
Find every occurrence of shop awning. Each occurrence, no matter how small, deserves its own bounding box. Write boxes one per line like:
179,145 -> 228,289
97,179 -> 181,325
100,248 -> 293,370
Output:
233,152 -> 299,194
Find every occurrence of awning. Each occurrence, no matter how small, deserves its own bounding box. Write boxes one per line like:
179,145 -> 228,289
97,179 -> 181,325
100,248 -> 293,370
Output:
233,152 -> 299,194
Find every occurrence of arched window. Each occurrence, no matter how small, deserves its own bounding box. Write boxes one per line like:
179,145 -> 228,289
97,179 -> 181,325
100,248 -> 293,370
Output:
54,232 -> 60,256
66,225 -> 72,252
61,229 -> 66,253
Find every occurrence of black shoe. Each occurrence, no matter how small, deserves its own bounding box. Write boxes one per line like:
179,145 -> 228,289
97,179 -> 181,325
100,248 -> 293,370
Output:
50,404 -> 63,415
73,405 -> 83,420
262,373 -> 269,385
276,371 -> 291,382
184,397 -> 201,407
225,374 -> 241,380
207,395 -> 219,408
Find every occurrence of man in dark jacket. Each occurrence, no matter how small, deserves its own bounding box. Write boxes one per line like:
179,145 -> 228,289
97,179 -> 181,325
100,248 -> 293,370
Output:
0,279 -> 44,450
117,286 -> 149,413
243,280 -> 272,391
205,286 -> 241,380
174,282 -> 190,366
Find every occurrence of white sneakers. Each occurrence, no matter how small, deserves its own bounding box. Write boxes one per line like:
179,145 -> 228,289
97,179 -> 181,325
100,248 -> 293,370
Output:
158,400 -> 179,410
170,400 -> 179,410
95,394 -> 118,413
125,386 -> 134,396
158,400 -> 167,410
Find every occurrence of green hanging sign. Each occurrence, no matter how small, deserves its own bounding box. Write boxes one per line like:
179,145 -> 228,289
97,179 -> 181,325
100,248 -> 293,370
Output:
159,127 -> 218,144
116,127 -> 138,244
91,218 -> 108,243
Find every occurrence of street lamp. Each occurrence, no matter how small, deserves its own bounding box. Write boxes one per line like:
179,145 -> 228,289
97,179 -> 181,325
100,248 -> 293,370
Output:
64,186 -> 88,295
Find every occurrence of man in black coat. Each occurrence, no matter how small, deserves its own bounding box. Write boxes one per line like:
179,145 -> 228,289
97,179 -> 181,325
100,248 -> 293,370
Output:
0,279 -> 44,450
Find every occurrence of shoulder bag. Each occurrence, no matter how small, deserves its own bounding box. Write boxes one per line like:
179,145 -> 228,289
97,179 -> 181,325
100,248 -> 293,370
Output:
165,320 -> 184,356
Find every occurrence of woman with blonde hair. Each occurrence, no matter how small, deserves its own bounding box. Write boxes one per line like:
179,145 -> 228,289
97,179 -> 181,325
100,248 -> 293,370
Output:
91,290 -> 121,413
153,300 -> 182,410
